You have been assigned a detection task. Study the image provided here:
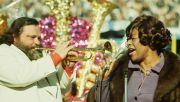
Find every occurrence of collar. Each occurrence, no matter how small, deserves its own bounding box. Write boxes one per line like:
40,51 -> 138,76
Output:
128,53 -> 164,74
10,44 -> 30,61
10,44 -> 25,55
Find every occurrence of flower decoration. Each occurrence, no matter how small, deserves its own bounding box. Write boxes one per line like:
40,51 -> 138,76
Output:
39,16 -> 91,48
94,52 -> 104,65
70,16 -> 91,48
39,15 -> 56,48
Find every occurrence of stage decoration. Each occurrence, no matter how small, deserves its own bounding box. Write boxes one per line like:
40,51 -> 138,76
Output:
171,35 -> 176,54
39,15 -> 56,48
77,0 -> 117,97
0,0 -> 26,25
0,13 -> 8,36
39,15 -> 91,49
94,52 -> 103,65
45,0 -> 74,41
78,0 -> 116,96
69,16 -> 91,48
88,0 -> 117,47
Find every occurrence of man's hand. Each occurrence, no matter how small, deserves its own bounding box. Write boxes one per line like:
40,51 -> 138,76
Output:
55,41 -> 74,59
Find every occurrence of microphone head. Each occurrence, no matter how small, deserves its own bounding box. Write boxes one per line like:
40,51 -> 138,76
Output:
113,40 -> 127,59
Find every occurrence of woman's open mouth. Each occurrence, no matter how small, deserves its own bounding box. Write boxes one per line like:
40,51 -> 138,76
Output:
128,48 -> 135,55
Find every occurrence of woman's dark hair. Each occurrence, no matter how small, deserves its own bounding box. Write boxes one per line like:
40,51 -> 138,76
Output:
126,15 -> 171,53
0,17 -> 39,45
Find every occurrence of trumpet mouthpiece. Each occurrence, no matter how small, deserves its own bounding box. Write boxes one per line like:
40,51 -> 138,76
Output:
34,48 -> 55,51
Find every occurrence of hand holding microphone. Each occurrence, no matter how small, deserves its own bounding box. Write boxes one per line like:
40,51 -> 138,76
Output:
99,40 -> 128,80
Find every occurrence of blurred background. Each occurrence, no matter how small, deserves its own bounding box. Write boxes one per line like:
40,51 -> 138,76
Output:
0,0 -> 179,52
0,0 -> 179,101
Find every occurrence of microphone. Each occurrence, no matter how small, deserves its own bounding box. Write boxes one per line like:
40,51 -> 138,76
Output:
113,40 -> 128,59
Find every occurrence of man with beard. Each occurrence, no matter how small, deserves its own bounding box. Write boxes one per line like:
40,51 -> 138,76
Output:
87,15 -> 180,102
0,17 -> 76,102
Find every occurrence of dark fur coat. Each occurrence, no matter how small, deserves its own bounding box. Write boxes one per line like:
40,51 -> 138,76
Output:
87,50 -> 180,102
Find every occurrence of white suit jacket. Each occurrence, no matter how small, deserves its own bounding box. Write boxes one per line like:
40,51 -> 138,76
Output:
0,44 -> 72,102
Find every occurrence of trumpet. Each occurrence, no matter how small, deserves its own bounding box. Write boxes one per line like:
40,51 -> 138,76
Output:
34,41 -> 113,61
34,41 -> 112,52
34,48 -> 54,51
34,47 -> 94,61
34,47 -> 104,52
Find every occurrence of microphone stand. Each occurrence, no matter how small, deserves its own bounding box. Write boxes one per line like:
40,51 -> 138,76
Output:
124,71 -> 128,102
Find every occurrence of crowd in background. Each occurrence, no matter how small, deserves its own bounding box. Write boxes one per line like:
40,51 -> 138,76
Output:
0,0 -> 179,27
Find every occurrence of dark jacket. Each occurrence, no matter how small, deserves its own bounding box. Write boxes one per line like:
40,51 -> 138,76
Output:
87,50 -> 180,102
